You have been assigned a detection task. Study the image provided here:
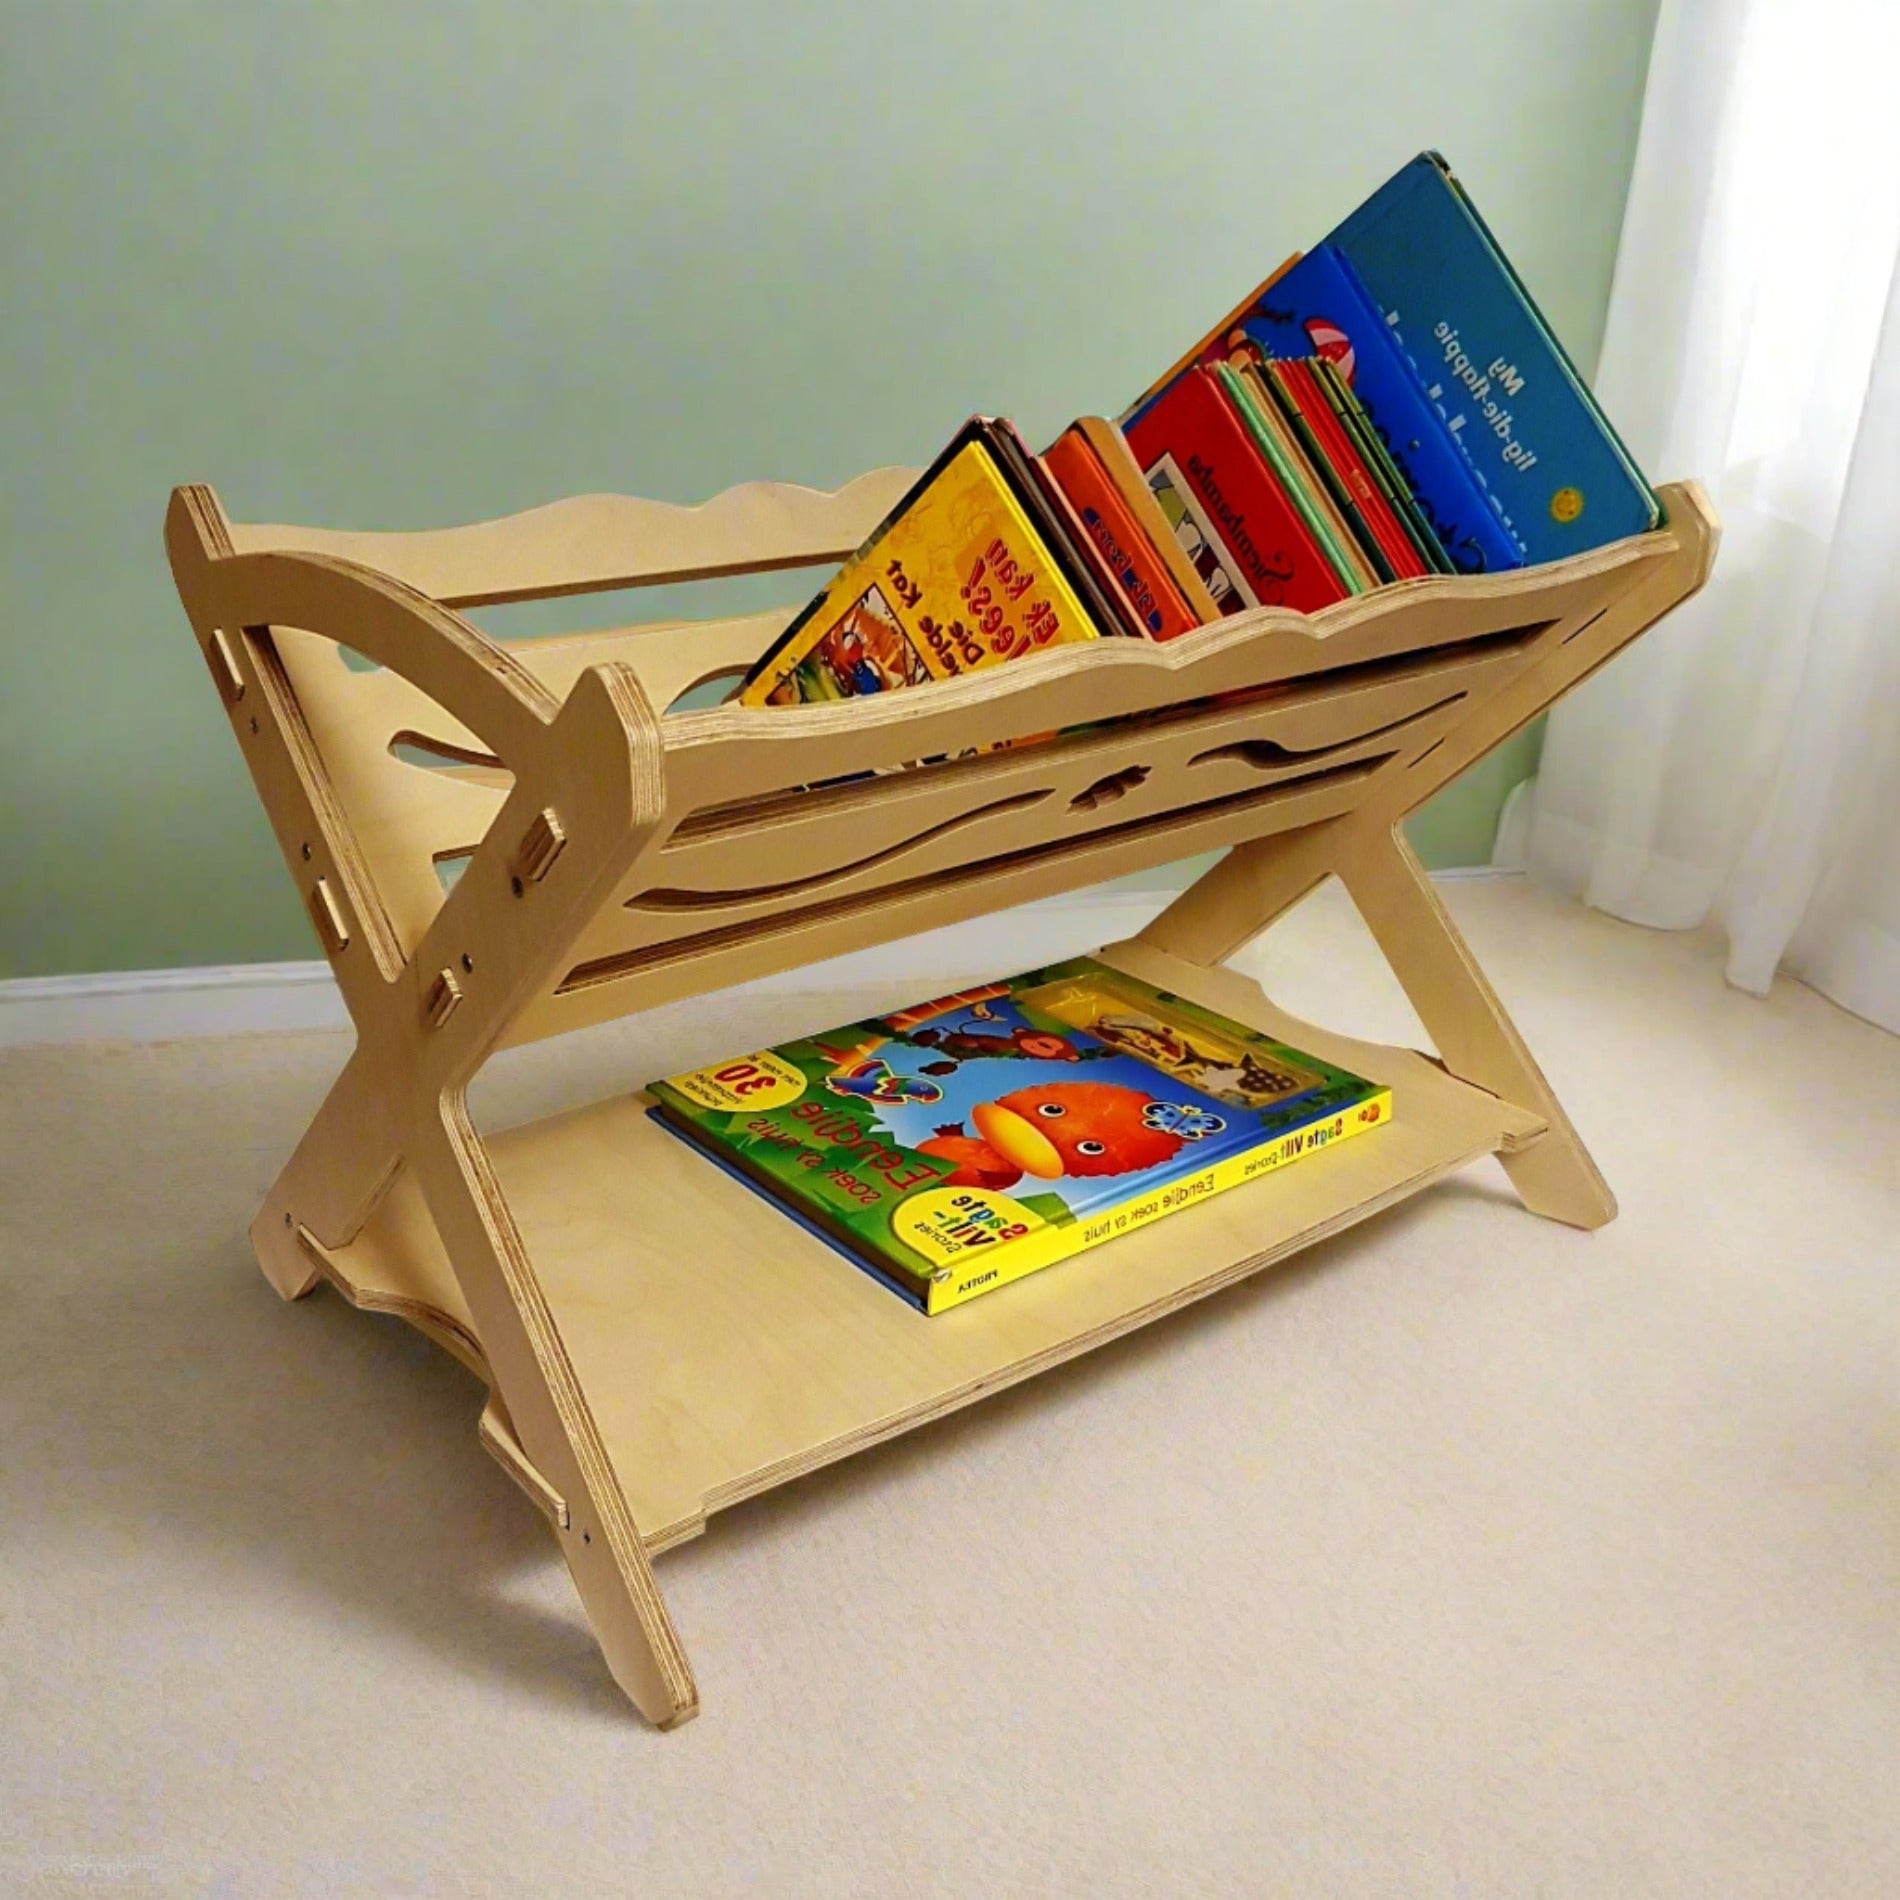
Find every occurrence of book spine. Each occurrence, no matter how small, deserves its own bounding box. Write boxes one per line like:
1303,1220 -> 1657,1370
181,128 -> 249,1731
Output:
1074,415 -> 1225,624
1218,362 -> 1373,593
929,1089 -> 1394,1312
1124,368 -> 1349,615
1040,427 -> 1201,641
1309,357 -> 1454,574
987,417 -> 1146,642
1274,359 -> 1422,581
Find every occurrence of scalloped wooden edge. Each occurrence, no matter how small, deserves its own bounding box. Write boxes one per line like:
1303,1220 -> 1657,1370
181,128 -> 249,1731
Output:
226,466 -> 921,606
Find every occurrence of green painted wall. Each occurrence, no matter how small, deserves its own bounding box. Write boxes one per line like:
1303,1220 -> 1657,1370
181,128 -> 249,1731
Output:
0,0 -> 1658,978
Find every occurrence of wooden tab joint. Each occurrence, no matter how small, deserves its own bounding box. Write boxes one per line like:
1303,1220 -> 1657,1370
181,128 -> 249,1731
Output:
308,877 -> 350,955
512,808 -> 567,889
204,627 -> 246,708
423,967 -> 464,1029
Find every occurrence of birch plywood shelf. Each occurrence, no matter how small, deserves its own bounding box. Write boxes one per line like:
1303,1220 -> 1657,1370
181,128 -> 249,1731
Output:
166,467 -> 1716,1727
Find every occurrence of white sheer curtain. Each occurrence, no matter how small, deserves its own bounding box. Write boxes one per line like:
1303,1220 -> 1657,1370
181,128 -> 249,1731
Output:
1520,0 -> 1900,1034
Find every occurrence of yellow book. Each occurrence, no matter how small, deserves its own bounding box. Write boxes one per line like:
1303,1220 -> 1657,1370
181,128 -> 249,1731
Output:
739,421 -> 1106,709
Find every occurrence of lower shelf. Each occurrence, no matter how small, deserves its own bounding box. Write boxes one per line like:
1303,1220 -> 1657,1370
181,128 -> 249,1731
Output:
307,940 -> 1545,1552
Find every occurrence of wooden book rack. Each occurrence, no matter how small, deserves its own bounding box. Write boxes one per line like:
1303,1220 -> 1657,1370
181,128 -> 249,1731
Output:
166,469 -> 1716,1725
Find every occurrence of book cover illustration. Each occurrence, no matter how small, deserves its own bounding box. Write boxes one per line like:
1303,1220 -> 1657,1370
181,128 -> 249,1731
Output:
1123,253 -> 1303,422
1124,366 -> 1351,616
1328,152 -> 1661,560
647,958 -> 1390,1315
738,420 -> 1105,709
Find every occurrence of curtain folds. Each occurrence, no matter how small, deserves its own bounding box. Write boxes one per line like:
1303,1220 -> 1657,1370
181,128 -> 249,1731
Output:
1522,0 -> 1900,1034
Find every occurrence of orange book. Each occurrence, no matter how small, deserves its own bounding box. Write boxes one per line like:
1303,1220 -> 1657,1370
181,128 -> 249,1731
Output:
1040,424 -> 1202,641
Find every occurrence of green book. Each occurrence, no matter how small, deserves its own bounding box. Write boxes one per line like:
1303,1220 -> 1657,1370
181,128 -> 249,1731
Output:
1214,361 -> 1370,595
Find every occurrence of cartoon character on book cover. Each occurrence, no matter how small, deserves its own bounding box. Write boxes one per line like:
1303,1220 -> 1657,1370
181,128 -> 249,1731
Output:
648,960 -> 1390,1312
764,582 -> 931,705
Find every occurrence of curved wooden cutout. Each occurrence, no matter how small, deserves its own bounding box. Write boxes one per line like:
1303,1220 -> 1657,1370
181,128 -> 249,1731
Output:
625,789 -> 1056,911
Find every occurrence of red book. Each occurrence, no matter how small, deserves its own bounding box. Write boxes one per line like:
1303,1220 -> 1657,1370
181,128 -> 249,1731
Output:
1040,425 -> 1203,641
1275,359 -> 1427,581
1123,366 -> 1347,615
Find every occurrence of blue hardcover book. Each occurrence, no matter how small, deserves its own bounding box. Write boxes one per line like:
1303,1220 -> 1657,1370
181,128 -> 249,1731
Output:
1329,152 -> 1661,561
1194,243 -> 1527,575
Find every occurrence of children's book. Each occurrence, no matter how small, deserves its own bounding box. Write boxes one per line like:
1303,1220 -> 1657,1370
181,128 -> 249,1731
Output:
1265,358 -> 1426,581
1123,366 -> 1351,615
1217,361 -> 1376,594
1040,422 -> 1203,640
991,418 -> 1156,642
1328,152 -> 1661,561
1131,242 -> 1527,575
647,957 -> 1391,1314
1311,356 -> 1456,574
1072,416 -> 1224,625
1123,254 -> 1304,422
738,418 -> 1113,709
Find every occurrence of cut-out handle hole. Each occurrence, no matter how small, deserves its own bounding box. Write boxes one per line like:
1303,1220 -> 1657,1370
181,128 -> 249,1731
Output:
665,667 -> 752,714
389,730 -> 509,777
1069,765 -> 1150,812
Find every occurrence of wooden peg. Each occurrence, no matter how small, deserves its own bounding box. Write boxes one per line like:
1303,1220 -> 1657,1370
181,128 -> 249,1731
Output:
423,968 -> 463,1028
204,627 -> 246,707
307,877 -> 350,954
512,808 -> 567,886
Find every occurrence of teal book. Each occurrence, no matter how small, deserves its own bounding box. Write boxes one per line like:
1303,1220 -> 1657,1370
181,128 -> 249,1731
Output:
1328,152 -> 1661,560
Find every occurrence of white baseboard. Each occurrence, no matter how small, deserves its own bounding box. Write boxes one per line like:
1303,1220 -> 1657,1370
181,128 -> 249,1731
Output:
0,960 -> 352,1047
0,870 -> 1517,1049
0,891 -> 1158,1048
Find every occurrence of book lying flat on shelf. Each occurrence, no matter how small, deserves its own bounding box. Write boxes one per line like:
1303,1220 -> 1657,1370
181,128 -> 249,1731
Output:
647,958 -> 1391,1314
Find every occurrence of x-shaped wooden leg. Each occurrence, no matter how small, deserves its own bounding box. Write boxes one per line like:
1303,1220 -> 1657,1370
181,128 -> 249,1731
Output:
1140,817 -> 1614,1228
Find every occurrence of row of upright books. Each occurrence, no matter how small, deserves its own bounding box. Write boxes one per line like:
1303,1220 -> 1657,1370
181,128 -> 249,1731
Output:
736,151 -> 1660,711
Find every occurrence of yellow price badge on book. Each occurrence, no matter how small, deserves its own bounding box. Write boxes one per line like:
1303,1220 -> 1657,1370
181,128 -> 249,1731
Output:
661,1051 -> 807,1114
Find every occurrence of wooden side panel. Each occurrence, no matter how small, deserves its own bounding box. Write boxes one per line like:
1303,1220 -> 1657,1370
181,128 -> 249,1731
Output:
506,499 -> 1708,1039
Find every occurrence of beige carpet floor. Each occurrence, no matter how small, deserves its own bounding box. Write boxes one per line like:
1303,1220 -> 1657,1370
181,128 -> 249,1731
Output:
2,877 -> 1896,1898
